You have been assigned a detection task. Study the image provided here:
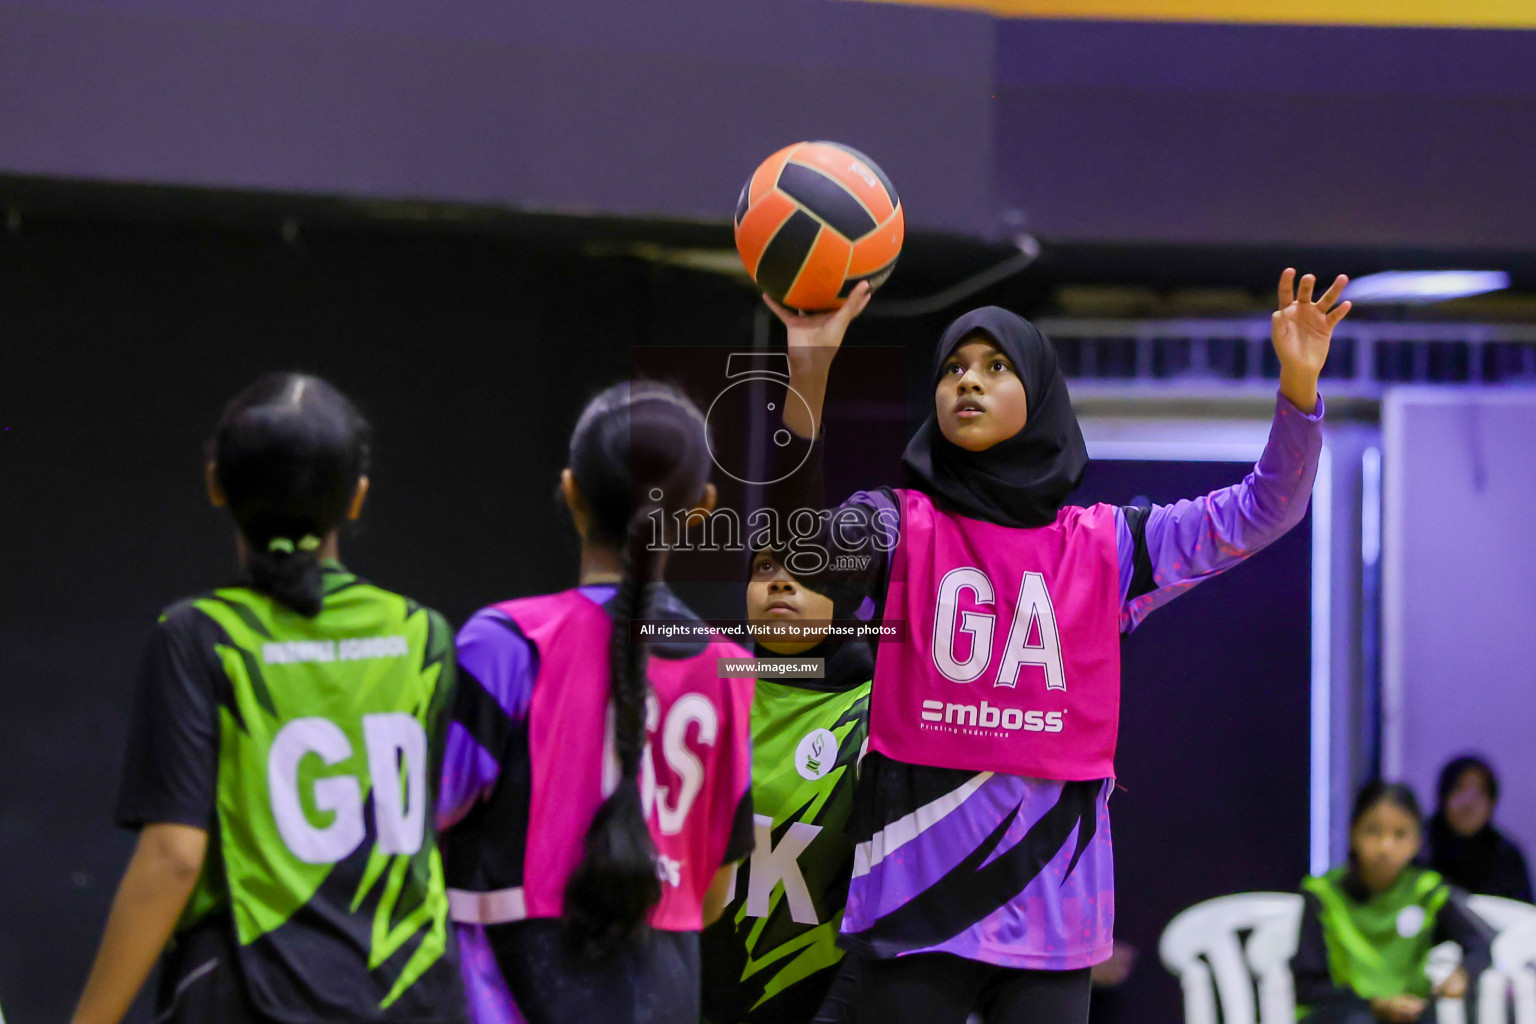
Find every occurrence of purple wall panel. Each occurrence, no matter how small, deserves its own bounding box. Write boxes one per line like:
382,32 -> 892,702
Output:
0,0 -> 997,232
991,19 -> 1536,247
5,0 -> 1534,249
1383,390 -> 1536,868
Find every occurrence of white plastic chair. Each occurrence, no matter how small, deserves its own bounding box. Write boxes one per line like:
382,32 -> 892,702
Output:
1160,892 -> 1535,1024
1160,892 -> 1303,1024
1472,896 -> 1536,934
1429,896 -> 1536,1024
1490,911 -> 1536,1024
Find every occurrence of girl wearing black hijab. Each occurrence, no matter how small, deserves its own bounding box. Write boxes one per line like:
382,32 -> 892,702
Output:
1423,755 -> 1534,903
747,271 -> 1350,1024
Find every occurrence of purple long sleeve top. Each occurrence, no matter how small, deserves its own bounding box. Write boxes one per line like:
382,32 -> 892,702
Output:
835,391 -> 1324,969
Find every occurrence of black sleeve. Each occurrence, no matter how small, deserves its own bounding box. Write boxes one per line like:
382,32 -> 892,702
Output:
423,608 -> 459,800
114,605 -> 221,831
1291,890 -> 1368,1011
722,788 -> 755,865
811,951 -> 862,1024
1120,504 -> 1156,601
1437,886 -> 1496,979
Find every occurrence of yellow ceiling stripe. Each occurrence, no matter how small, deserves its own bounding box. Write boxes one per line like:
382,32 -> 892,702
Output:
848,0 -> 1536,30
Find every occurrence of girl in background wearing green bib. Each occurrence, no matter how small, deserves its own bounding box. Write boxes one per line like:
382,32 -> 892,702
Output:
1292,782 -> 1493,1024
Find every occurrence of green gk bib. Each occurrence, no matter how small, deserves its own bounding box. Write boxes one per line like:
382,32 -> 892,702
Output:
702,676 -> 871,1024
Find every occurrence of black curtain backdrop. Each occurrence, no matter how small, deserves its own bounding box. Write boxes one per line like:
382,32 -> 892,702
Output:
0,209 -> 1309,1024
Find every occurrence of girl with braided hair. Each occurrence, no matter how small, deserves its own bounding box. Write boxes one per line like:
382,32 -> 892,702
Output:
436,381 -> 756,1024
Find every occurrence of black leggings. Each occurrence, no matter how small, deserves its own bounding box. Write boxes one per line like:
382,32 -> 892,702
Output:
487,919 -> 700,1024
854,953 -> 1092,1024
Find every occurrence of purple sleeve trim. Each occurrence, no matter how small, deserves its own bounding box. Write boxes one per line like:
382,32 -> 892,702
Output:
845,487 -> 900,597
436,722 -> 501,830
454,923 -> 528,1024
1121,391 -> 1324,632
436,607 -> 537,829
845,487 -> 901,550
456,608 -> 537,720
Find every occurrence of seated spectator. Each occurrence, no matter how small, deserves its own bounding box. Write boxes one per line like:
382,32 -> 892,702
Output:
1292,782 -> 1493,1024
1423,755 -> 1533,904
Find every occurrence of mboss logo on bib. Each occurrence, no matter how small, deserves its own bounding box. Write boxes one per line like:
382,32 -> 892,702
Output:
921,700 -> 1064,733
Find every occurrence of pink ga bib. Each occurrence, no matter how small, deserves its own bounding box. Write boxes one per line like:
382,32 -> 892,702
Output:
869,489 -> 1121,779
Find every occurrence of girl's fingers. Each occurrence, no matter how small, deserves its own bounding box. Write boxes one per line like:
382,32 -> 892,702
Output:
829,282 -> 872,330
763,293 -> 791,319
1316,274 -> 1349,310
1278,267 -> 1296,310
1296,273 -> 1316,305
844,281 -> 874,320
1326,299 -> 1353,327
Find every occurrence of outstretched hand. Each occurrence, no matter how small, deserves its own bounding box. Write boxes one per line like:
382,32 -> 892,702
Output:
1272,267 -> 1350,414
763,281 -> 874,378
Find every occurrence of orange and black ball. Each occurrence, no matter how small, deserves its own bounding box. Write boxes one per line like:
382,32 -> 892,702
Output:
734,142 -> 904,312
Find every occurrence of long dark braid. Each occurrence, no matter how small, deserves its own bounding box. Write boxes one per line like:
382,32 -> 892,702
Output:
562,380 -> 711,960
609,514 -> 657,790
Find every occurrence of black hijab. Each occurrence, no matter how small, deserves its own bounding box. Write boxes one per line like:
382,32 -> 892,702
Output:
902,306 -> 1088,528
1425,756 -> 1533,901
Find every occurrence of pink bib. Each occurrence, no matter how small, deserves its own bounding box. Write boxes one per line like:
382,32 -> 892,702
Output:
498,590 -> 754,931
869,489 -> 1121,779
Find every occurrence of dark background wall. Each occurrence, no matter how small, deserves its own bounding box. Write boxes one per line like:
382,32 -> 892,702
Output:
991,19 -> 1536,249
0,0 -> 999,236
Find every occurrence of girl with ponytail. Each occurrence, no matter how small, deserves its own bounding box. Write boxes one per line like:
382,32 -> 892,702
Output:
73,373 -> 465,1024
437,381 -> 756,1024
